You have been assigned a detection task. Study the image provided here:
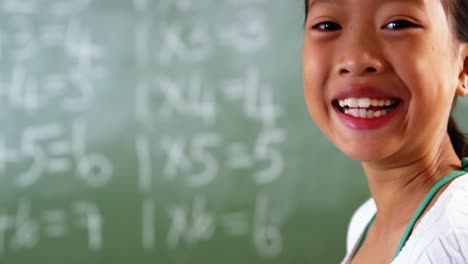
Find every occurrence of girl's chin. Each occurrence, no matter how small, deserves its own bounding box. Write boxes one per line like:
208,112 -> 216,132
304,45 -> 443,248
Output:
339,145 -> 389,162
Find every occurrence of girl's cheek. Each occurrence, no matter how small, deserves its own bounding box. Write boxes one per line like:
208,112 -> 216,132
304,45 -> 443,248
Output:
303,65 -> 329,130
303,52 -> 330,96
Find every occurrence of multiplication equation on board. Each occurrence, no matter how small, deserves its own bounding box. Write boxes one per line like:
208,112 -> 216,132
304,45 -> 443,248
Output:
0,199 -> 102,255
143,192 -> 283,258
136,128 -> 286,191
0,192 -> 283,258
0,0 -> 107,113
0,119 -> 113,189
135,66 -> 283,128
133,0 -> 270,67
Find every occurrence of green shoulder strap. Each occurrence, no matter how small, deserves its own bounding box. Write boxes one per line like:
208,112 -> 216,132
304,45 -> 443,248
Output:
352,157 -> 468,261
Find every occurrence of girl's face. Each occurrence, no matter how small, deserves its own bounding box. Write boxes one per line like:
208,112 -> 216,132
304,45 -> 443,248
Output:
302,0 -> 465,164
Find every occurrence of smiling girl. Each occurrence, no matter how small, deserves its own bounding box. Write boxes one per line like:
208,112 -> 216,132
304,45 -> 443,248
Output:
302,0 -> 468,263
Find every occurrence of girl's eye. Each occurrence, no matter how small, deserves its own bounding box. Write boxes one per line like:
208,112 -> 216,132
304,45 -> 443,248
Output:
312,21 -> 342,31
383,20 -> 418,30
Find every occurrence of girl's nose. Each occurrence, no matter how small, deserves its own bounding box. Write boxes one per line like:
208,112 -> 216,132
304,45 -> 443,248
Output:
335,39 -> 385,77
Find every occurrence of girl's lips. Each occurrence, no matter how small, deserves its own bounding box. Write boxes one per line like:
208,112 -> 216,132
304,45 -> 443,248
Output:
332,86 -> 401,102
330,86 -> 404,130
332,101 -> 403,130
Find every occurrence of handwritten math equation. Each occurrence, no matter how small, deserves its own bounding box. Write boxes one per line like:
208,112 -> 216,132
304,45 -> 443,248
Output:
0,200 -> 102,255
136,128 -> 286,190
0,0 -> 292,260
0,0 -> 106,113
0,120 -> 113,188
143,192 -> 282,258
0,192 -> 281,258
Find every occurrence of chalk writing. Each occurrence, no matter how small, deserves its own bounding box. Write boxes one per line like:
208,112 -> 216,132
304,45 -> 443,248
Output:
0,10 -> 106,113
222,66 -> 282,126
166,196 -> 215,248
161,133 -> 220,188
134,3 -> 271,66
141,192 -> 283,257
136,129 -> 285,189
253,128 -> 287,184
41,210 -> 67,238
0,120 -> 113,188
158,22 -> 214,65
136,74 -> 217,125
10,199 -> 39,252
253,192 -> 283,258
0,0 -> 306,262
218,9 -> 270,54
221,212 -> 250,236
0,199 -> 102,255
74,201 -> 103,251
141,199 -> 156,251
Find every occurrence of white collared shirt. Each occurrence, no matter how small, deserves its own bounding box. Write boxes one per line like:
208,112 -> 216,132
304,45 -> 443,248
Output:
341,173 -> 468,264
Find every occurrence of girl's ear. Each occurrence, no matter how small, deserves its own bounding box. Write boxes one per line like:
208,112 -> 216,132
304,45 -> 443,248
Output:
457,46 -> 468,97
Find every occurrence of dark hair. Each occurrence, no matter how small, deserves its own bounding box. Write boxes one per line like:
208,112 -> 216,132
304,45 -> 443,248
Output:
445,0 -> 468,158
303,0 -> 468,159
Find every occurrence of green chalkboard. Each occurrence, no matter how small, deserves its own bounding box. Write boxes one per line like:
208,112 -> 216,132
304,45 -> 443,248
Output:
1,0 -> 467,263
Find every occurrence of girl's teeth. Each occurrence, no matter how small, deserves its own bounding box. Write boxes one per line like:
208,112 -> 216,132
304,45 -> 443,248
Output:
338,98 -> 397,108
337,97 -> 399,118
346,98 -> 358,108
358,98 -> 371,108
359,109 -> 367,117
344,109 -> 390,118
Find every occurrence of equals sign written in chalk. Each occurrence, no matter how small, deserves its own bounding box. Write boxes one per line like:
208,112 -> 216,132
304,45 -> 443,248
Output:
221,212 -> 250,237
